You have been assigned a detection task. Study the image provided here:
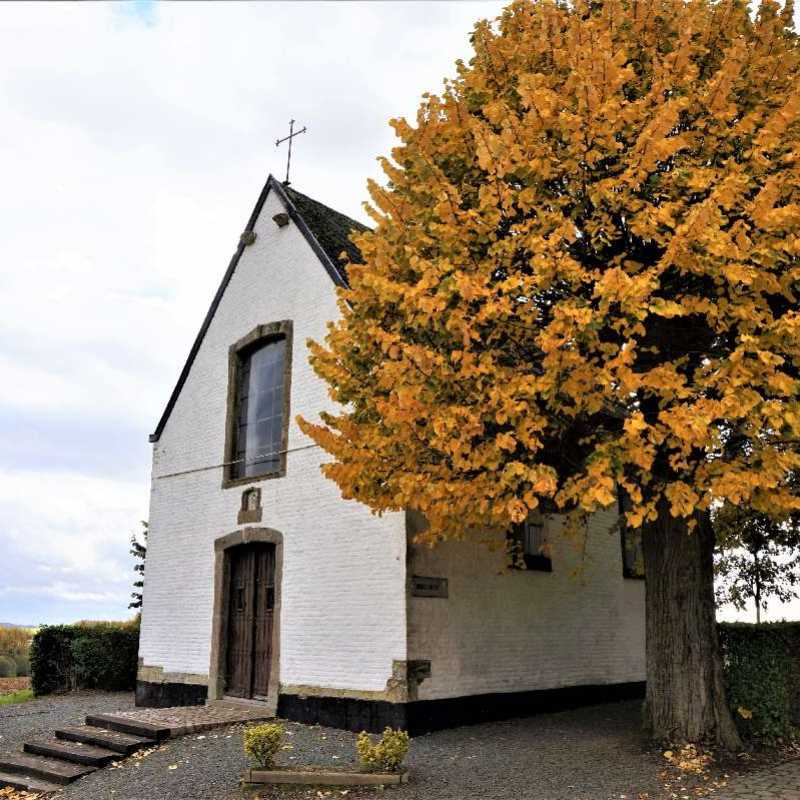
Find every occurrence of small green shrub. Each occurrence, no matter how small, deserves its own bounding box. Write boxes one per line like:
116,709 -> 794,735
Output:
0,655 -> 17,678
356,728 -> 410,773
243,723 -> 284,768
13,653 -> 30,677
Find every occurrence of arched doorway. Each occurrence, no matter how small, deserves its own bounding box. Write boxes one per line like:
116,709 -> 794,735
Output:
225,542 -> 276,698
209,528 -> 282,707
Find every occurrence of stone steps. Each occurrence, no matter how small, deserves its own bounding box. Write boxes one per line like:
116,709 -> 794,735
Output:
55,724 -> 156,755
0,752 -> 96,785
0,701 -> 271,793
25,738 -> 121,767
86,713 -> 170,742
0,715 -> 156,793
0,769 -> 63,793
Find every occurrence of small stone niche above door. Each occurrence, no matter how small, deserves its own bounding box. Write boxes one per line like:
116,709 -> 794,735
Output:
238,487 -> 263,525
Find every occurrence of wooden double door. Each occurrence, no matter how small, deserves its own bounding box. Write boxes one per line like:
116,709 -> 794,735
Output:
225,543 -> 275,699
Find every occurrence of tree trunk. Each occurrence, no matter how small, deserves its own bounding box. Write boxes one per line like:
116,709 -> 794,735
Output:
754,551 -> 762,625
642,501 -> 742,750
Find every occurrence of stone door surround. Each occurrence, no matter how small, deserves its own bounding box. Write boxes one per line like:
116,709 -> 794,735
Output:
208,527 -> 283,713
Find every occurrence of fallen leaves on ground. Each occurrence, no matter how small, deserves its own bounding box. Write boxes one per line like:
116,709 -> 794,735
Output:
656,745 -> 731,797
0,788 -> 43,800
108,743 -> 168,770
663,745 -> 714,774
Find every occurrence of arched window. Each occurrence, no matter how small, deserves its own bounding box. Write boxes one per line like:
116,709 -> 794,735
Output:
223,321 -> 292,486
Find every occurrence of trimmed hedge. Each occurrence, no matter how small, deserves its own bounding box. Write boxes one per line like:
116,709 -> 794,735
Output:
30,619 -> 139,696
719,622 -> 800,742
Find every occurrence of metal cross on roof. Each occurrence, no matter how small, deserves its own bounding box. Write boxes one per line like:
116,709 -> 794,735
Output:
275,119 -> 307,185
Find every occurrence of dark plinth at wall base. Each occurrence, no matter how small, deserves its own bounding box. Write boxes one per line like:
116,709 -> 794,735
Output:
278,681 -> 645,735
134,680 -> 644,730
135,680 -> 208,709
404,680 -> 646,734
277,694 -> 406,733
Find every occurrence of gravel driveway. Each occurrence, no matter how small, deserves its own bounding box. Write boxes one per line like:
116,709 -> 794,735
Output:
0,690 -> 134,755
0,694 -> 688,800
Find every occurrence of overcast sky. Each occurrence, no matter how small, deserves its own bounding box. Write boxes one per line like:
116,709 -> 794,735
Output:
0,1 -> 796,626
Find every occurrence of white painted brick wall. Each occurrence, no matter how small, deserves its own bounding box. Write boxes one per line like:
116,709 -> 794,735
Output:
408,506 -> 646,699
139,189 -> 407,694
140,184 -> 645,704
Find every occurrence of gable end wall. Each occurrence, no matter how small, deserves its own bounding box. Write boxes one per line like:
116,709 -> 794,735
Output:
139,190 -> 406,699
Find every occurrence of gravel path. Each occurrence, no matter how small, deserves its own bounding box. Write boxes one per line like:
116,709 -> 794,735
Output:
714,758 -> 800,799
0,694 -> 723,800
53,699 -> 673,800
0,690 -> 133,755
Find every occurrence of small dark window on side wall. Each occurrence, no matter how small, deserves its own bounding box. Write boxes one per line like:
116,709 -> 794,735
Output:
509,514 -> 552,572
619,487 -> 645,579
223,321 -> 292,488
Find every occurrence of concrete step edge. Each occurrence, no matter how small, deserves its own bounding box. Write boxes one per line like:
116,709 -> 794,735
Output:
55,725 -> 154,755
85,713 -> 170,742
0,768 -> 63,793
25,738 -> 120,767
0,753 -> 95,785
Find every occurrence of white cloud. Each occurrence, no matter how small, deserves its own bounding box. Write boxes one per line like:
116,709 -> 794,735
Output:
1,0 -> 797,625
0,0 -> 505,623
0,468 -> 146,623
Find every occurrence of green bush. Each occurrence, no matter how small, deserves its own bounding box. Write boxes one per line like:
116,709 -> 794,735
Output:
30,619 -> 139,696
0,655 -> 17,678
14,653 -> 30,677
719,622 -> 800,742
72,626 -> 139,691
243,723 -> 284,768
356,728 -> 410,773
30,625 -> 77,694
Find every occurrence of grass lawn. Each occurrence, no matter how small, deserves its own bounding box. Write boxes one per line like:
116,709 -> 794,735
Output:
0,688 -> 34,706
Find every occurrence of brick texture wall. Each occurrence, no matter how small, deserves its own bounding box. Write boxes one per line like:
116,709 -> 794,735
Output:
407,506 -> 646,700
140,185 -> 645,706
139,189 -> 407,695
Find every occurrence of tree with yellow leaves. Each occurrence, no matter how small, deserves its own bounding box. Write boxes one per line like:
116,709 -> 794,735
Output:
299,0 -> 800,748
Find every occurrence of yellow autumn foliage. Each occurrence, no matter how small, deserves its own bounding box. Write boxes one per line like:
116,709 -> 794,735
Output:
299,0 -> 800,544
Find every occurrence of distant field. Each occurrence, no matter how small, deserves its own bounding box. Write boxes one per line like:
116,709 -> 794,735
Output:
0,677 -> 31,695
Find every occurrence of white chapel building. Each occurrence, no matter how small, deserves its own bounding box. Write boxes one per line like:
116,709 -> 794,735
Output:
138,175 -> 646,733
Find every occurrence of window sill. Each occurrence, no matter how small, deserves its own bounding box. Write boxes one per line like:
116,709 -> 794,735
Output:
221,469 -> 285,490
510,555 -> 553,573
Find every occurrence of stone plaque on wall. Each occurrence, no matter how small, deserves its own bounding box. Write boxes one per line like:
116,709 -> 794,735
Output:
411,575 -> 448,598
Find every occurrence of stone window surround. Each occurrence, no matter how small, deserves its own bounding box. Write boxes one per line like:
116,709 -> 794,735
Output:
221,320 -> 293,489
208,527 -> 284,710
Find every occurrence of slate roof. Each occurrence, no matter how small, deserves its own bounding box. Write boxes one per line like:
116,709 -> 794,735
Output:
284,185 -> 368,275
149,174 -> 368,443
